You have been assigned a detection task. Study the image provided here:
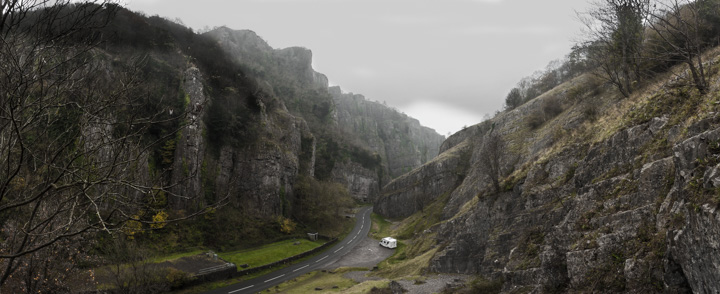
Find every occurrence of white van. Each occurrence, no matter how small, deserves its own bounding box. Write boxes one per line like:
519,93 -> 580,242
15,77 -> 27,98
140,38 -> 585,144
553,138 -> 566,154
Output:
379,237 -> 397,249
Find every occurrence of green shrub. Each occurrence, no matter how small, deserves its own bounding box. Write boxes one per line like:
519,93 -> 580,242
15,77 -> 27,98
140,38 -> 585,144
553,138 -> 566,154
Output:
543,96 -> 564,118
583,104 -> 599,122
527,110 -> 546,130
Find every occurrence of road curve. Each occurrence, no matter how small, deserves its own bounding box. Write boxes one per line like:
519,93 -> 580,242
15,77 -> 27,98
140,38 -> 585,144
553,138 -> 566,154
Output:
205,206 -> 373,294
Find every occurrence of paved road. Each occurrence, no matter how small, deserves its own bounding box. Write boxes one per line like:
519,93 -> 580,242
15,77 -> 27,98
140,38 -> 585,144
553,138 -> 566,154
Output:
206,206 -> 373,294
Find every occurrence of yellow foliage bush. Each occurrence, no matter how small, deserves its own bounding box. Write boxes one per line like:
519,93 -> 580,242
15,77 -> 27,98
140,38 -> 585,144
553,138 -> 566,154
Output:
151,210 -> 169,229
278,216 -> 297,234
123,216 -> 143,240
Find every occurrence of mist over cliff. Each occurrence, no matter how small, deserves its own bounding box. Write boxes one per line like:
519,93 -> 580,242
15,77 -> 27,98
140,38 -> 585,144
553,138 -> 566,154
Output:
203,26 -> 445,201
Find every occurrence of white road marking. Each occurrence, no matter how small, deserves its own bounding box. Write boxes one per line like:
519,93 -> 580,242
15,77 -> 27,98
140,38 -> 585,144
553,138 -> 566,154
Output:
293,265 -> 309,272
229,285 -> 254,293
264,274 -> 285,283
230,209 -> 370,292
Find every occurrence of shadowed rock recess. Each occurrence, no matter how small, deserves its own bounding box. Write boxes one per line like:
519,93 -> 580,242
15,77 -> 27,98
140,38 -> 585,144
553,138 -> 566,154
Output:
374,63 -> 720,291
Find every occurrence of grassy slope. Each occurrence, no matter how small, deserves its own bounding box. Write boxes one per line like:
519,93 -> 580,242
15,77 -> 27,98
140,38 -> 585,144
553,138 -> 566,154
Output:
218,239 -> 324,268
361,46 -> 720,289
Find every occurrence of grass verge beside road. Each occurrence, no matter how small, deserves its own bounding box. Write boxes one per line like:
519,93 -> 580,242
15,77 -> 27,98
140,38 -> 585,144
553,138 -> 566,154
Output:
218,238 -> 324,269
176,215 -> 357,293
370,213 -> 392,240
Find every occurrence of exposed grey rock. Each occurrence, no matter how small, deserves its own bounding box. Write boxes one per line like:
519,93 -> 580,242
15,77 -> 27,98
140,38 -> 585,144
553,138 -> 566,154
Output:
204,27 -> 444,217
171,64 -> 312,217
388,280 -> 406,294
374,140 -> 471,219
170,66 -> 208,210
664,129 -> 720,293
668,204 -> 720,293
330,86 -> 445,179
381,83 -> 720,292
331,161 -> 380,202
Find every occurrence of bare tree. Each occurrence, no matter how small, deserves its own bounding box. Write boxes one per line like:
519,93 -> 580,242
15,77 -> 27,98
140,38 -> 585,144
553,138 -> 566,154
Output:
0,1 -> 209,291
646,0 -> 710,94
579,0 -> 650,97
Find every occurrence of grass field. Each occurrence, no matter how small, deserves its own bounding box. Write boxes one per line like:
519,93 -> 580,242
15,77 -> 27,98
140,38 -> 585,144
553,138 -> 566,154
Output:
218,238 -> 325,268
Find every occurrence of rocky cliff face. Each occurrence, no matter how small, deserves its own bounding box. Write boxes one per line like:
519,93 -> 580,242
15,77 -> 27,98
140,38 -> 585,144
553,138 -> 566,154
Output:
206,27 -> 328,90
204,27 -> 443,204
167,64 -> 314,218
374,140 -> 471,219
170,67 -> 208,210
330,87 -> 446,180
376,68 -> 720,292
208,109 -> 314,218
331,161 -> 380,203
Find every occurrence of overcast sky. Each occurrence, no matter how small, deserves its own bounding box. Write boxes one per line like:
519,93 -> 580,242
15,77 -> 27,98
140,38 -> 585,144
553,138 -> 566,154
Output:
126,0 -> 591,136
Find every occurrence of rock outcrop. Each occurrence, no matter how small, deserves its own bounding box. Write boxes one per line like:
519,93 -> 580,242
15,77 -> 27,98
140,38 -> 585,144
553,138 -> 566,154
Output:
375,140 -> 471,219
331,161 -> 380,202
330,87 -> 445,180
204,27 -> 444,205
375,71 -> 720,292
170,66 -> 208,210
209,111 -> 313,218
206,27 -> 328,90
168,65 -> 314,217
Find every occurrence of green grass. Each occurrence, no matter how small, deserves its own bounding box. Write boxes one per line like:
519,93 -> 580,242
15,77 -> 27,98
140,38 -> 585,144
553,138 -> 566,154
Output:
218,238 -> 324,268
374,247 -> 438,279
174,252 -> 326,294
394,192 -> 450,240
381,242 -> 407,265
370,213 -> 392,240
176,214 -> 358,293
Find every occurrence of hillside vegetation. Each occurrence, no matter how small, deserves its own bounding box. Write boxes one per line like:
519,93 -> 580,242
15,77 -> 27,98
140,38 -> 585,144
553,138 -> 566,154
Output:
374,0 -> 720,292
0,1 -> 443,292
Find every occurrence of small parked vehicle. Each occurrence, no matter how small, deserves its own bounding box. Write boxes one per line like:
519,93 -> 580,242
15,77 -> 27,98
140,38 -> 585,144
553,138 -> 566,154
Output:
379,237 -> 397,249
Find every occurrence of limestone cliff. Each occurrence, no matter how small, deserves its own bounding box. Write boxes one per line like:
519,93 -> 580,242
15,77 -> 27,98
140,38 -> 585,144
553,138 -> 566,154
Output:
209,109 -> 314,218
330,86 -> 445,180
204,27 -> 444,203
375,60 -> 720,292
165,63 -> 314,218
206,27 -> 328,90
170,67 -> 207,210
331,161 -> 380,203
